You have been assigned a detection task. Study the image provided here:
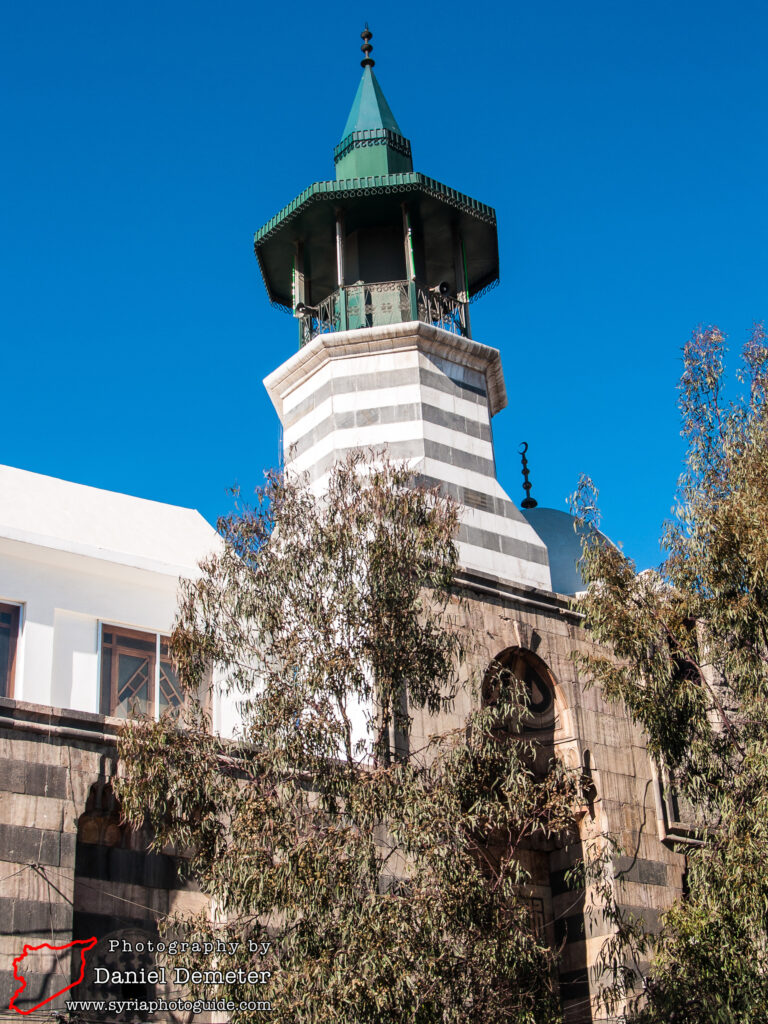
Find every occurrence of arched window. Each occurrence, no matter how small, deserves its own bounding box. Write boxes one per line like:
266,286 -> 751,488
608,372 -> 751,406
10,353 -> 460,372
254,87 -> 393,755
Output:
482,647 -> 557,732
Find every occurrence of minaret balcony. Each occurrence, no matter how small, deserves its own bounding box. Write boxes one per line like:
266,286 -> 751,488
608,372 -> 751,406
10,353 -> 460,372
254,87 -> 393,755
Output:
296,280 -> 470,347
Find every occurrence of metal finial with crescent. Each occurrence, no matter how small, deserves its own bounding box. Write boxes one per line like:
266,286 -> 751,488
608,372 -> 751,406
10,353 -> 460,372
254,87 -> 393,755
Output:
519,441 -> 538,509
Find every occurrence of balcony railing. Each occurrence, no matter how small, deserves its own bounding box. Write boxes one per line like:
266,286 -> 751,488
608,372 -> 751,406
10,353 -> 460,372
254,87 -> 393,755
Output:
297,280 -> 469,347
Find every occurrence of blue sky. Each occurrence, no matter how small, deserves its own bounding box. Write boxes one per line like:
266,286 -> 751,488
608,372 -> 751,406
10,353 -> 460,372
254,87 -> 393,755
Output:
2,1 -> 766,571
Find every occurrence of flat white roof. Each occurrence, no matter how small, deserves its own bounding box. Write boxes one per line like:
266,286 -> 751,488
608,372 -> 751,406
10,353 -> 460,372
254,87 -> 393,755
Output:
0,464 -> 220,576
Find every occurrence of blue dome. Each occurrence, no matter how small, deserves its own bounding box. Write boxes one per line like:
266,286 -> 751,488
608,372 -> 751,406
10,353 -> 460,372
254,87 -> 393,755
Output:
520,507 -> 591,596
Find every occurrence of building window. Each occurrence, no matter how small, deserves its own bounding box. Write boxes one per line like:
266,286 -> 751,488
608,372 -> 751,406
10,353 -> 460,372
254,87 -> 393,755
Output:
99,626 -> 183,718
0,602 -> 20,698
158,637 -> 185,711
482,647 -> 556,732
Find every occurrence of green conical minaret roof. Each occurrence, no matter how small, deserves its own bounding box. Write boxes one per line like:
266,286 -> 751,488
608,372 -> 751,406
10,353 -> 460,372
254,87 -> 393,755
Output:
334,27 -> 413,180
340,66 -> 403,138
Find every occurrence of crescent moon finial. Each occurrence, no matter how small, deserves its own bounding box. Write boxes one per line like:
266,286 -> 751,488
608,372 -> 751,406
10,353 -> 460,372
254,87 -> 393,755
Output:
519,441 -> 537,509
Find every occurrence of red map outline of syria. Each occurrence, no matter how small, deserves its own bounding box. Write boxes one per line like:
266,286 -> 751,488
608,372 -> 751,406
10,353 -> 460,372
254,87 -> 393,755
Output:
10,936 -> 98,1015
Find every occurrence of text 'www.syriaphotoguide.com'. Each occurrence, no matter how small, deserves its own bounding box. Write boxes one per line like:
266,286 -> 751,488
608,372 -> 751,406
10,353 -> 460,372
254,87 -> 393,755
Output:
66,997 -> 272,1014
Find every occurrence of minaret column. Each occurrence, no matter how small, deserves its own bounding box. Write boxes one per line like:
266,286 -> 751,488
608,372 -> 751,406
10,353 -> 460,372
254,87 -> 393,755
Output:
335,210 -> 347,330
453,229 -> 472,340
293,241 -> 308,347
402,204 -> 418,321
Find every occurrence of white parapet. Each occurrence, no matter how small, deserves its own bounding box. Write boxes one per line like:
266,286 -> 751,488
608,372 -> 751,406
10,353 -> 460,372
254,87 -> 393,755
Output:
264,321 -> 552,591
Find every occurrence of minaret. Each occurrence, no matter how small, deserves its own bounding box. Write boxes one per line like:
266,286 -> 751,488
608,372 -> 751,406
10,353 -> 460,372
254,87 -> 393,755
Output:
257,29 -> 551,591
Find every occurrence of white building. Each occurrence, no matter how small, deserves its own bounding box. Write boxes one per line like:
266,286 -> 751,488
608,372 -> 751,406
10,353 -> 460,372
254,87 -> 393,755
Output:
0,463 -> 235,732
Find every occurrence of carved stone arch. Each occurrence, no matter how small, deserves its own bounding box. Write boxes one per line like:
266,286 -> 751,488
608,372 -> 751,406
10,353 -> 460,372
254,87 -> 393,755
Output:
481,648 -> 590,1016
481,645 -> 572,744
71,780 -> 192,1022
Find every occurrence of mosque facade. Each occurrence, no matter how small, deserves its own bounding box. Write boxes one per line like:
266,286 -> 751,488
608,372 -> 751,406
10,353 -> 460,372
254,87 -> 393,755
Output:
0,30 -> 692,1023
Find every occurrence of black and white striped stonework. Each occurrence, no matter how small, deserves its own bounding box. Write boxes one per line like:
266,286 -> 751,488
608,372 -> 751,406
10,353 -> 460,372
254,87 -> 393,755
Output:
265,322 -> 551,590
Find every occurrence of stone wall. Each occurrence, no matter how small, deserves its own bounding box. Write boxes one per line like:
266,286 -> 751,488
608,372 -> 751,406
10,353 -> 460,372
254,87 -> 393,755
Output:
410,571 -> 687,1023
0,699 -> 204,1021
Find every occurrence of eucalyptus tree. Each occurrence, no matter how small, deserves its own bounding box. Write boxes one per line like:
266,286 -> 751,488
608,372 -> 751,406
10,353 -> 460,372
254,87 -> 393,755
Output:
572,325 -> 768,1023
117,454 -> 585,1024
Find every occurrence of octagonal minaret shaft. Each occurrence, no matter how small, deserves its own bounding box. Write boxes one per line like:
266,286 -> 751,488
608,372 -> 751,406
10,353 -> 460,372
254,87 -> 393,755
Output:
265,321 -> 551,589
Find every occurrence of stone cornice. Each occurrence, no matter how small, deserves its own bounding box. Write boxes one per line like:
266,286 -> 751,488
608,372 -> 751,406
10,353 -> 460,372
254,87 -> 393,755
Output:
264,321 -> 508,419
0,696 -> 120,746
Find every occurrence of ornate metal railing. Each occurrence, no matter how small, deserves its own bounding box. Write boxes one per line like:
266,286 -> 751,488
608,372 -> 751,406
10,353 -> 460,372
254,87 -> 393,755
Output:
345,280 -> 411,329
298,291 -> 341,347
416,285 -> 468,337
297,279 -> 469,346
